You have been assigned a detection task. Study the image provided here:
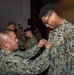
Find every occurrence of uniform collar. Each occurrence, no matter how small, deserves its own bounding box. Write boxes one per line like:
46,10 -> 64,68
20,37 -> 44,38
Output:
1,49 -> 12,53
53,19 -> 67,32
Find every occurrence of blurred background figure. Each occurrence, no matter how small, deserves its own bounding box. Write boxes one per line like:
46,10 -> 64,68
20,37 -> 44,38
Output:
34,28 -> 42,42
7,21 -> 17,35
17,27 -> 26,46
24,27 -> 38,50
7,21 -> 24,50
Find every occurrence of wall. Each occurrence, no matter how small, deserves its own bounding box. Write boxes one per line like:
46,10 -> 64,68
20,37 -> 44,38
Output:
0,0 -> 30,29
54,0 -> 74,24
22,0 -> 31,29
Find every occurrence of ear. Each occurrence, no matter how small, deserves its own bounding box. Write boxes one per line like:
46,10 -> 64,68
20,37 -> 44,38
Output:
2,41 -> 9,48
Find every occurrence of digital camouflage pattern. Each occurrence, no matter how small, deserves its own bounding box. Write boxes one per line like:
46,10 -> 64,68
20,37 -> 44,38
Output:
18,40 -> 24,49
15,31 -> 26,49
25,36 -> 38,50
0,47 -> 50,75
14,45 -> 40,59
35,32 -> 42,42
47,19 -> 74,75
17,32 -> 26,44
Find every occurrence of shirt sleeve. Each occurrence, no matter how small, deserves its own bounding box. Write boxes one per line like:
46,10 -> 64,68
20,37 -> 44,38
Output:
6,49 -> 50,74
14,45 -> 40,59
25,37 -> 38,50
64,27 -> 74,74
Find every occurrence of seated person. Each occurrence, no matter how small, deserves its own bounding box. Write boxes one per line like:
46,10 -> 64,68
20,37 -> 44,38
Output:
24,27 -> 38,50
7,21 -> 17,34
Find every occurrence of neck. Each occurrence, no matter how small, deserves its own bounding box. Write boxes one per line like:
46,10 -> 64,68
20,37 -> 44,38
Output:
2,47 -> 13,52
57,17 -> 63,26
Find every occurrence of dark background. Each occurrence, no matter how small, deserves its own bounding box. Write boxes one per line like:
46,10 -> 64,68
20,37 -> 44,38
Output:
30,0 -> 61,39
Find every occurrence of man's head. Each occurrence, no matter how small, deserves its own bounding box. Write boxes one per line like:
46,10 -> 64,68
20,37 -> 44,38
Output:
18,27 -> 23,32
24,28 -> 33,38
0,29 -> 18,52
7,21 -> 16,31
39,4 -> 62,29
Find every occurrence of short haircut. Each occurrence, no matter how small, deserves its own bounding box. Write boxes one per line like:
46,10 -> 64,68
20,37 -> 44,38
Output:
0,29 -> 14,47
24,27 -> 32,32
39,3 -> 55,18
7,21 -> 16,27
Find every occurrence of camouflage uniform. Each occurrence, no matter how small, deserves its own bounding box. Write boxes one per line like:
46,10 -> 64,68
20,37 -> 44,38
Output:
14,45 -> 40,59
17,32 -> 26,49
18,40 -> 24,49
25,36 -> 38,50
0,47 -> 50,75
47,19 -> 74,75
17,32 -> 26,44
35,32 -> 42,42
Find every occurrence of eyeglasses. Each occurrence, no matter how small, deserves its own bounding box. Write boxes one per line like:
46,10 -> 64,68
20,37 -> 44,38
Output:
43,12 -> 52,25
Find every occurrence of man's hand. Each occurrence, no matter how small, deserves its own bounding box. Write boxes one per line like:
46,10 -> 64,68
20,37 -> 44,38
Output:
45,42 -> 52,50
38,39 -> 46,48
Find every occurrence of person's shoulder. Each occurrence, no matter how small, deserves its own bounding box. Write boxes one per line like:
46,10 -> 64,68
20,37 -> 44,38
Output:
31,36 -> 37,40
4,52 -> 24,63
64,19 -> 74,28
0,50 -> 14,62
63,20 -> 74,38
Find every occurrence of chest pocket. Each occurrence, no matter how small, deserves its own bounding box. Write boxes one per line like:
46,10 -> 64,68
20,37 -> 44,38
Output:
53,33 -> 64,47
